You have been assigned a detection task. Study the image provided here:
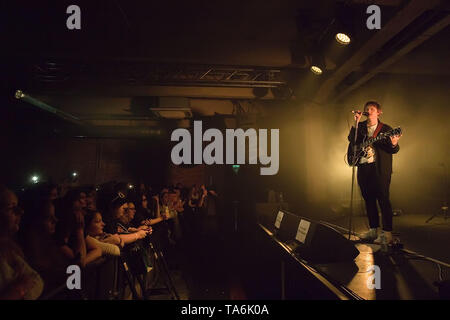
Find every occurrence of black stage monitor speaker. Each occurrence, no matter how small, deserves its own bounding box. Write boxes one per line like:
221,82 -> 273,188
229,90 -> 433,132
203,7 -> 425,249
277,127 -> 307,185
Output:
276,210 -> 359,263
255,203 -> 281,230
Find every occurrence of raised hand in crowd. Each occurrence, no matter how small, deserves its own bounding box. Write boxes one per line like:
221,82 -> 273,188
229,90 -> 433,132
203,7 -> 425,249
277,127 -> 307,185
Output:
74,209 -> 85,231
135,229 -> 150,240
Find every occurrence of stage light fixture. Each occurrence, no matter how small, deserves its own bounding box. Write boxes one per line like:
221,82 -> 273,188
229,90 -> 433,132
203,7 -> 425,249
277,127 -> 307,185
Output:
333,6 -> 354,46
310,66 -> 323,75
15,90 -> 25,99
310,53 -> 325,75
31,175 -> 39,184
335,32 -> 351,45
128,184 -> 134,189
72,172 -> 78,177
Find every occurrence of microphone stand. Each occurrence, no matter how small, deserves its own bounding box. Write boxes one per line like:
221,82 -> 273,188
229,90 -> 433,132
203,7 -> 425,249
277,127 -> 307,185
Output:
425,162 -> 449,223
348,115 -> 360,240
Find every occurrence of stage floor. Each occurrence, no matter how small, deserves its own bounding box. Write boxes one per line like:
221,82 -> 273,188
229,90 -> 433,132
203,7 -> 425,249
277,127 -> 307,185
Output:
320,211 -> 450,263
305,211 -> 450,299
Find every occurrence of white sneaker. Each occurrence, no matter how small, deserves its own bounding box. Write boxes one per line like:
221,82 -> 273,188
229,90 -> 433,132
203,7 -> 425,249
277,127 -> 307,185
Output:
360,228 -> 378,241
374,231 -> 393,245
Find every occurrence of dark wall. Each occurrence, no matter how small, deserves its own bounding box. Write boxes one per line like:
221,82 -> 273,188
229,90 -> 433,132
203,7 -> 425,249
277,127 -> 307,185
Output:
3,135 -> 170,190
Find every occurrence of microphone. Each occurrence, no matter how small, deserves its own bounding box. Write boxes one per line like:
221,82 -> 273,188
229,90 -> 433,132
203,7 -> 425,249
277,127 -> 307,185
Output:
352,110 -> 369,116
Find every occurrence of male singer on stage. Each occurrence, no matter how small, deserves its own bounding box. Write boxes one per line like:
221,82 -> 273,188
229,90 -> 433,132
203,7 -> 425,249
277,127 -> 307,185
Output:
348,101 -> 401,245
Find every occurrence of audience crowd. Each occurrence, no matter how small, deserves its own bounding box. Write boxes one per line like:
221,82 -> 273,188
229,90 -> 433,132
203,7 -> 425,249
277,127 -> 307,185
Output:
0,180 -> 218,299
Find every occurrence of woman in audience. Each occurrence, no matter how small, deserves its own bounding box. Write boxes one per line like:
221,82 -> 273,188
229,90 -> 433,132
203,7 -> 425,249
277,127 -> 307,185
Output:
84,186 -> 97,211
32,183 -> 59,202
116,201 -> 150,232
172,188 -> 185,214
136,194 -> 168,228
160,192 -> 177,217
184,185 -> 202,235
20,199 -> 70,295
138,183 -> 147,196
198,184 -> 208,209
84,210 -> 122,257
124,201 -> 142,228
54,189 -> 102,267
187,185 -> 200,209
160,191 -> 182,243
0,185 -> 44,300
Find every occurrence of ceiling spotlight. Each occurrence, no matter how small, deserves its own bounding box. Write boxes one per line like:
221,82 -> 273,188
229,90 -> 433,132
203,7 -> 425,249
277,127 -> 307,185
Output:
335,32 -> 351,45
333,4 -> 354,46
31,175 -> 39,184
128,184 -> 134,189
310,66 -> 323,75
72,172 -> 78,177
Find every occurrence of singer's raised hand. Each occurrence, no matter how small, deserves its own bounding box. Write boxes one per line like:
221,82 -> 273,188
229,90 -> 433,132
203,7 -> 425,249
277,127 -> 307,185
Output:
353,110 -> 362,122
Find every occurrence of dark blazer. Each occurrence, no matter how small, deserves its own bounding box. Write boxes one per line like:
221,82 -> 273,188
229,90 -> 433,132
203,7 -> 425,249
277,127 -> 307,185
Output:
348,120 -> 400,183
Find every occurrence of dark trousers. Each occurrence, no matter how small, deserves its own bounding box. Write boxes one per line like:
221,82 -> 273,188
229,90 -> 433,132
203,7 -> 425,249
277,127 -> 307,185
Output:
357,162 -> 393,231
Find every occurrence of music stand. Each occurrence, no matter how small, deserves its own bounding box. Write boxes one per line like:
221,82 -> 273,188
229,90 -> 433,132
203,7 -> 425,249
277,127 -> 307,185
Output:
348,114 -> 361,239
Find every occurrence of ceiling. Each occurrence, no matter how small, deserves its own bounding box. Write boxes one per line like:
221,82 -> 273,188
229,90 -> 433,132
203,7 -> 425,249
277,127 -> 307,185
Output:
4,0 -> 450,136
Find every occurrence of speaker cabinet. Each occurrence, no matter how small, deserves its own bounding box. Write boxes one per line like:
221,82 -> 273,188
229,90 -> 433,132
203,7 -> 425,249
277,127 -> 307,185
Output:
259,208 -> 359,263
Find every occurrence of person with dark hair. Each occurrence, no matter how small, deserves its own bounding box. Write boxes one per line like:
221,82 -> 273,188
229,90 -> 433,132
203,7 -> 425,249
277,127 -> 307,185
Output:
102,194 -> 150,244
198,184 -> 208,209
20,199 -> 70,295
84,210 -> 122,256
160,191 -> 182,243
138,183 -> 147,195
172,188 -> 185,214
30,183 -> 59,202
183,185 -> 201,236
0,186 -> 44,300
175,182 -> 183,190
348,101 -> 402,245
54,189 -> 102,267
136,193 -> 162,222
83,186 -> 97,211
204,185 -> 219,217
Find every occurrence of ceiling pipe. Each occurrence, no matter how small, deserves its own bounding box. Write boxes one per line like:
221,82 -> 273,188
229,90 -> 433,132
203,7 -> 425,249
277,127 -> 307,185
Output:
14,90 -> 85,126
